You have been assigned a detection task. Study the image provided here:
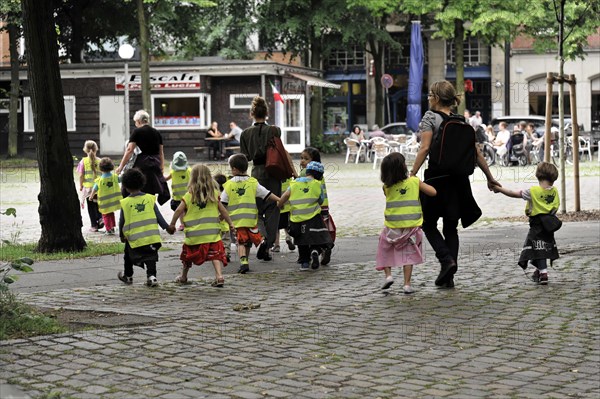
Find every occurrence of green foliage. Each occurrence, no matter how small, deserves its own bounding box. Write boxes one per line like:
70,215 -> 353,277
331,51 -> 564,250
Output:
1,208 -> 16,217
0,257 -> 34,291
0,242 -> 125,262
0,290 -> 66,340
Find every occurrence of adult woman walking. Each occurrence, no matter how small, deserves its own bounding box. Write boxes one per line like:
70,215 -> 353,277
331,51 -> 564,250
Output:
240,96 -> 282,261
410,81 -> 500,288
116,110 -> 169,204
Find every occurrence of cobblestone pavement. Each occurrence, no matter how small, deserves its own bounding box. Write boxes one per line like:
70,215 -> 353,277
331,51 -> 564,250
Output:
0,156 -> 599,398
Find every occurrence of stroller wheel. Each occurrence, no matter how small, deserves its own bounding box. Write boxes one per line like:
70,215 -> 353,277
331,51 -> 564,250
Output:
518,155 -> 528,166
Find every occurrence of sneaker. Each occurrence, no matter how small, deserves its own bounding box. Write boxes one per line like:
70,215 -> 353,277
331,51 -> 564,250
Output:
89,227 -> 99,232
381,276 -> 394,290
435,259 -> 457,287
321,247 -> 331,266
272,244 -> 280,253
285,237 -> 296,251
300,262 -> 310,271
117,271 -> 132,285
539,271 -> 548,285
532,269 -> 541,283
256,241 -> 272,261
238,264 -> 250,274
146,276 -> 158,287
403,285 -> 415,294
310,250 -> 320,270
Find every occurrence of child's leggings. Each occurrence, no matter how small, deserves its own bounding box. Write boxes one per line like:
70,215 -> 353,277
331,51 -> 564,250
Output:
86,198 -> 102,228
531,259 -> 547,271
102,212 -> 116,231
123,246 -> 157,278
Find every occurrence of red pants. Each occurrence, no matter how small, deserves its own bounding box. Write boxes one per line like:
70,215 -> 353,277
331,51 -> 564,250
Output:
102,212 -> 116,231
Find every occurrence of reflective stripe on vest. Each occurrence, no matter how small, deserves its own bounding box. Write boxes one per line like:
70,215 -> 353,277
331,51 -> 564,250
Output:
224,177 -> 259,228
182,191 -> 222,245
384,176 -> 423,228
289,179 -> 322,223
171,168 -> 190,201
97,174 -> 122,214
120,194 -> 161,248
527,186 -> 559,216
281,178 -> 292,213
82,157 -> 98,188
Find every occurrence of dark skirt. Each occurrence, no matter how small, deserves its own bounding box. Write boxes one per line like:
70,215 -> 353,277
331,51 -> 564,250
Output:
133,154 -> 170,205
518,216 -> 559,268
288,214 -> 333,247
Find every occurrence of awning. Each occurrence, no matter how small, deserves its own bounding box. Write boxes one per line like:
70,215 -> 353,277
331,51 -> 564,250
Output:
289,72 -> 341,89
445,65 -> 491,80
325,71 -> 366,81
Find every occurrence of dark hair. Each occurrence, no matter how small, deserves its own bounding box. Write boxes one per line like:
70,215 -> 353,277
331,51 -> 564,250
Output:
306,169 -> 323,180
302,147 -> 321,163
429,80 -> 461,108
380,152 -> 408,187
352,125 -> 361,133
214,173 -> 227,191
229,153 -> 248,173
250,96 -> 269,119
536,162 -> 558,183
99,157 -> 114,172
121,168 -> 146,191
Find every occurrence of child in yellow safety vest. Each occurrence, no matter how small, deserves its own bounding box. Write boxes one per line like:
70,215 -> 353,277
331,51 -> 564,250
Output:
90,157 -> 122,235
221,154 -> 279,274
214,173 -> 235,263
166,164 -> 235,287
272,177 -> 296,253
492,162 -> 561,285
376,153 -> 436,294
278,161 -> 333,271
164,151 -> 191,231
118,168 -> 169,287
77,140 -> 103,232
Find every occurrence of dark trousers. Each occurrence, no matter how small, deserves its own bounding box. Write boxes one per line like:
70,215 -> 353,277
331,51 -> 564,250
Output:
208,141 -> 221,159
86,198 -> 102,228
422,216 -> 459,265
531,258 -> 548,271
256,177 -> 281,249
123,243 -> 157,278
298,245 -> 325,263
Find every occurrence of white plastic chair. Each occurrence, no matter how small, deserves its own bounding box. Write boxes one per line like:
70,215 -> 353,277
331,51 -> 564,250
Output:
403,135 -> 420,161
577,136 -> 593,161
344,138 -> 361,164
357,139 -> 372,162
372,141 -> 390,169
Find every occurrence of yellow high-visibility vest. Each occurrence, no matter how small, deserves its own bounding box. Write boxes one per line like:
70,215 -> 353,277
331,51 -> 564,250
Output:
289,179 -> 322,223
527,186 -> 559,216
224,177 -> 259,228
121,194 -> 161,248
82,157 -> 99,188
171,168 -> 191,201
281,178 -> 292,213
96,174 -> 122,214
182,191 -> 222,245
384,176 -> 423,228
319,178 -> 329,208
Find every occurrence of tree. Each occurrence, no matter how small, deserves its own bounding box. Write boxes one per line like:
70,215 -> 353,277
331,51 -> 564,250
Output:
21,0 -> 86,253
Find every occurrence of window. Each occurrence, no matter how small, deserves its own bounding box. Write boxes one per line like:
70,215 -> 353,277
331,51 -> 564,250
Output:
385,35 -> 428,69
326,46 -> 366,69
24,96 -> 75,131
0,98 -> 21,113
446,38 -> 490,66
230,94 -> 258,109
151,93 -> 211,129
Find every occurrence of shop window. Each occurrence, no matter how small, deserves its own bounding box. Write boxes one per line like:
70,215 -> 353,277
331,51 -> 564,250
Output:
230,94 -> 258,109
24,96 -> 75,132
152,93 -> 210,129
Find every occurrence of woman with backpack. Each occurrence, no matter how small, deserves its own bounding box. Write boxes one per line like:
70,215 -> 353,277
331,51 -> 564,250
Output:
409,80 -> 500,288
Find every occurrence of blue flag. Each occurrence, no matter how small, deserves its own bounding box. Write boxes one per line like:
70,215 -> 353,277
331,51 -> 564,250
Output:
406,21 -> 424,132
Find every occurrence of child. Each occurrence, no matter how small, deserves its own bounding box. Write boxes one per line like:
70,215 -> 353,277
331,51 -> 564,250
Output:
376,152 -> 436,294
214,172 -> 235,262
78,140 -> 103,232
167,164 -> 235,287
221,154 -> 279,274
278,161 -> 333,271
492,162 -> 560,285
90,157 -> 122,235
118,168 -> 169,287
272,177 -> 295,253
299,147 -> 333,265
164,151 -> 191,231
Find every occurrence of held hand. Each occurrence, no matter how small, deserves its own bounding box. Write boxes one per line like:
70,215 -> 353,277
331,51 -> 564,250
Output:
487,179 -> 501,191
492,186 -> 502,193
166,225 -> 176,235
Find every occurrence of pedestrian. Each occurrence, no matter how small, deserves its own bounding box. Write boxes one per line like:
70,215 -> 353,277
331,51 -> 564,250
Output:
410,80 -> 500,288
492,162 -> 560,285
167,164 -> 234,288
224,121 -> 243,156
469,110 -> 483,130
221,154 -> 280,274
78,140 -> 103,232
272,176 -> 295,253
376,152 -> 436,294
117,168 -> 169,287
207,121 -> 224,160
240,96 -> 283,262
299,146 -> 333,265
278,161 -> 333,271
89,157 -> 121,236
214,172 -> 235,262
164,151 -> 191,231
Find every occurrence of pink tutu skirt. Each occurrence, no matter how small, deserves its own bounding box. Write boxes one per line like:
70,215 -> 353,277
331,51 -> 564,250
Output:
375,226 -> 424,270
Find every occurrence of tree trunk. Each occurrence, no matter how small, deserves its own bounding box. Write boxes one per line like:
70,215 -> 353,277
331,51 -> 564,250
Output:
558,0 -> 566,214
310,37 -> 323,142
369,38 -> 384,127
137,0 -> 151,112
455,19 -> 466,116
7,20 -> 19,158
21,0 -> 86,253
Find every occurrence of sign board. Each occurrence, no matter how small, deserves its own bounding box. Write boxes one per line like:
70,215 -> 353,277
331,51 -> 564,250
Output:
381,74 -> 394,89
115,72 -> 201,91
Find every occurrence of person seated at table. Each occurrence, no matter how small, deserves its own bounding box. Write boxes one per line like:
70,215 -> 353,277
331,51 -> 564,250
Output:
493,121 -> 511,157
368,124 -> 386,139
224,121 -> 243,157
349,125 -> 365,146
207,121 -> 224,160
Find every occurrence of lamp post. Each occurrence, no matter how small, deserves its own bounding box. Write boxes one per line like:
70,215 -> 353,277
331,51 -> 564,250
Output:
118,44 -> 135,140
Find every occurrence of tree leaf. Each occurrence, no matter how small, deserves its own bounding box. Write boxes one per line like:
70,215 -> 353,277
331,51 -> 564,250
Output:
10,261 -> 23,270
19,265 -> 34,273
19,257 -> 34,265
1,208 -> 17,217
3,275 -> 18,284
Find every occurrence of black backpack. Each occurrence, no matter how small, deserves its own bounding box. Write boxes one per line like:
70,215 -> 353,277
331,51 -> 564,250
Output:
428,110 -> 477,175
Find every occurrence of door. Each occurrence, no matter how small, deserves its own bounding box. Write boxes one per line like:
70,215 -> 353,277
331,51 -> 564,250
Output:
279,94 -> 305,153
99,96 -> 128,155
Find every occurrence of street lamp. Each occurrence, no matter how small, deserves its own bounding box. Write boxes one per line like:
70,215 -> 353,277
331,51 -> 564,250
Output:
118,44 -> 135,140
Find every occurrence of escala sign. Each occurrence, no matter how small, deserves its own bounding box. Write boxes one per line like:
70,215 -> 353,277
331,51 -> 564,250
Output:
115,73 -> 201,91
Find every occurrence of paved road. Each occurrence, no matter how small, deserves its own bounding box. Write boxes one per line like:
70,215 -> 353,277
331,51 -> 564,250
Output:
1,156 -> 599,398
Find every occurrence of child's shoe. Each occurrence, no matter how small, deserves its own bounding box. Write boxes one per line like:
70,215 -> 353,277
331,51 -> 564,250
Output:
211,277 -> 225,287
532,269 -> 540,283
321,248 -> 332,265
117,271 -> 132,285
257,241 -> 272,261
539,271 -> 548,285
146,276 -> 158,287
285,237 -> 296,251
238,264 -> 250,274
310,250 -> 320,270
381,276 -> 394,290
403,285 -> 415,294
272,244 -> 280,253
300,262 -> 310,271
89,227 -> 99,232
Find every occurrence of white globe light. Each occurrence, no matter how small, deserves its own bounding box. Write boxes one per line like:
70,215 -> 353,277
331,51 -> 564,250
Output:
118,44 -> 135,60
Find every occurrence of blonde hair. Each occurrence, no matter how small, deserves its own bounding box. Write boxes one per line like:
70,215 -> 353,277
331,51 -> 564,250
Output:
188,164 -> 219,205
83,140 -> 99,176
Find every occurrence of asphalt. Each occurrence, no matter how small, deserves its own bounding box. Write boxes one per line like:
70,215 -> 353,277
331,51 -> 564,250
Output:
1,155 -> 599,398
